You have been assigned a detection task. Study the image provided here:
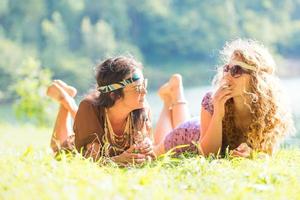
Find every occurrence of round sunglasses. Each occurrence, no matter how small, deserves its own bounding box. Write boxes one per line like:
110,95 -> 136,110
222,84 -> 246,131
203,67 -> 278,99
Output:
223,64 -> 252,78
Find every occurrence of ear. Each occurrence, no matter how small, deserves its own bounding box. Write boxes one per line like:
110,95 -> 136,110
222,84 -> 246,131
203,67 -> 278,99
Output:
109,92 -> 121,101
109,92 -> 116,101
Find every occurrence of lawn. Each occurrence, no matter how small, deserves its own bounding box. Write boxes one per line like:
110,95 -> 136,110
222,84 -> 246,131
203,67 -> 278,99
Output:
0,123 -> 300,200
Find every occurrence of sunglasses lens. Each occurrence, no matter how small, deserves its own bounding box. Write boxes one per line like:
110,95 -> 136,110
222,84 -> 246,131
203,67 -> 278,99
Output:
230,65 -> 244,78
223,64 -> 250,78
134,79 -> 148,93
223,65 -> 229,72
135,86 -> 140,93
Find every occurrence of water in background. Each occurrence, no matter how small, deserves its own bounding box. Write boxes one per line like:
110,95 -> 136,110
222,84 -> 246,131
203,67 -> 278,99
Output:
147,78 -> 300,147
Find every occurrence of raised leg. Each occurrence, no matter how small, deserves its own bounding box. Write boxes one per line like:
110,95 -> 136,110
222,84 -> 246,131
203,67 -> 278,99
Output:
46,81 -> 78,152
153,74 -> 190,156
169,74 -> 190,128
153,80 -> 173,145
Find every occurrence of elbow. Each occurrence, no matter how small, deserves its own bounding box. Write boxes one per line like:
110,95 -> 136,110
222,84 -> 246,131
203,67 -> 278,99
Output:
198,141 -> 222,157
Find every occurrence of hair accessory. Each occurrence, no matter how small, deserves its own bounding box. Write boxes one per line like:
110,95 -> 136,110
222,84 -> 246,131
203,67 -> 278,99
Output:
97,72 -> 141,94
168,100 -> 188,110
230,60 -> 256,71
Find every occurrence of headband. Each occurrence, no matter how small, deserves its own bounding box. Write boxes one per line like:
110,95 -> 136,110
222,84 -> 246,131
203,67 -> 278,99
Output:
230,60 -> 256,71
97,72 -> 141,94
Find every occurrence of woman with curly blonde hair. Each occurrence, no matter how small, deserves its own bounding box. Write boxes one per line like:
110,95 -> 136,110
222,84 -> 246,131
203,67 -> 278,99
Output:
154,38 -> 295,157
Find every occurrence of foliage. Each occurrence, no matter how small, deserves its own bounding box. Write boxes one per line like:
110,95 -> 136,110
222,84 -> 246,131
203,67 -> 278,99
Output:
0,0 -> 299,99
12,57 -> 53,126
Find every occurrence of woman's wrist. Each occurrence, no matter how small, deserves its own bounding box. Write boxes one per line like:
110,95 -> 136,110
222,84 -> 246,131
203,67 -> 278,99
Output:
111,155 -> 121,163
212,113 -> 223,122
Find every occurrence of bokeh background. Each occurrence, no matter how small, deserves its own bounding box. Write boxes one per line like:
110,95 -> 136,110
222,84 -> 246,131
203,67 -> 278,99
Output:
0,0 -> 299,145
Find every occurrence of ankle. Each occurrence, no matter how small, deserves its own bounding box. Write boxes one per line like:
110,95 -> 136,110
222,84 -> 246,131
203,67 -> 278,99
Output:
168,100 -> 188,110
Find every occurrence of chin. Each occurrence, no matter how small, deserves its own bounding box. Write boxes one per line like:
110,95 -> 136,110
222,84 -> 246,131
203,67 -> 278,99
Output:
139,100 -> 147,108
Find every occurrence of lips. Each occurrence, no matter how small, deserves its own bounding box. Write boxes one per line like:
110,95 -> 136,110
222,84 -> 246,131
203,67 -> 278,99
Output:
139,98 -> 144,102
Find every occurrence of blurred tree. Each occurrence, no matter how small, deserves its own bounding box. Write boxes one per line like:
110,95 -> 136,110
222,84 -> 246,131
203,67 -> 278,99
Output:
81,17 -> 117,59
0,0 -> 299,99
4,0 -> 46,46
13,57 -> 53,126
0,37 -> 35,102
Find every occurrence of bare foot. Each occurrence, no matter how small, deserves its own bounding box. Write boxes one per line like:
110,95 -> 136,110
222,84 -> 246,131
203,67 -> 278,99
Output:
158,81 -> 172,107
168,74 -> 186,103
46,82 -> 69,103
53,80 -> 77,97
168,74 -> 182,92
158,74 -> 185,108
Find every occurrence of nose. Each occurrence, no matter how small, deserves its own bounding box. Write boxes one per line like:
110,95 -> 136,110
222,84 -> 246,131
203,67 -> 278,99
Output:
141,88 -> 147,95
221,76 -> 233,86
223,71 -> 231,78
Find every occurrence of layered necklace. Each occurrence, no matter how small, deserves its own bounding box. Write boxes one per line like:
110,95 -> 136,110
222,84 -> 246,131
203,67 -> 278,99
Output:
102,109 -> 134,156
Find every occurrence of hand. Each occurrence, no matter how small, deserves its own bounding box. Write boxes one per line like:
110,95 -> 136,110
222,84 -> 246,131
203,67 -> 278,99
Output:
112,145 -> 146,165
230,143 -> 252,158
135,137 -> 156,160
85,142 -> 101,160
212,80 -> 233,119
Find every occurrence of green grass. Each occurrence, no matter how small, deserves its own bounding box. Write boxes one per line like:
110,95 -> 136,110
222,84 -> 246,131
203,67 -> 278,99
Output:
1,124 -> 300,199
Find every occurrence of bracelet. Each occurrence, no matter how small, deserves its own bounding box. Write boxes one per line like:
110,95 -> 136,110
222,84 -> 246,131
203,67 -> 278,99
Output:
168,100 -> 188,110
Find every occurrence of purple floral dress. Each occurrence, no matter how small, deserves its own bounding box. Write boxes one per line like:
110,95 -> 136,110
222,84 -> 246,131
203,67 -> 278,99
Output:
164,92 -> 213,154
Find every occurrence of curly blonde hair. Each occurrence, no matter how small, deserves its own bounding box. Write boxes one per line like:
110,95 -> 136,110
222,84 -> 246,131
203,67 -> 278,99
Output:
212,39 -> 295,154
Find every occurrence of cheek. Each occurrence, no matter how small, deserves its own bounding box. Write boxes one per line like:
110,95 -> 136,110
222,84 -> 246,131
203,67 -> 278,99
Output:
124,93 -> 140,103
232,78 -> 249,93
239,77 -> 251,92
243,76 -> 251,90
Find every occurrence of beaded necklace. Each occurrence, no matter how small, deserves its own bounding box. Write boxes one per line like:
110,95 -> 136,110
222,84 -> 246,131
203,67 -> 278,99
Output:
102,109 -> 134,155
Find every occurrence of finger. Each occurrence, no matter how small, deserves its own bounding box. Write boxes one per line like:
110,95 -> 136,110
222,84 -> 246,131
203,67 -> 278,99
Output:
231,150 -> 249,158
215,90 -> 232,101
237,143 -> 251,153
130,153 -> 146,159
213,88 -> 227,99
143,137 -> 153,144
220,92 -> 233,101
239,143 -> 250,150
126,144 -> 137,153
139,149 -> 151,154
220,94 -> 233,104
132,158 -> 146,164
139,143 -> 151,150
231,150 -> 243,157
146,151 -> 156,159
218,82 -> 233,92
236,146 -> 247,153
146,156 -> 152,162
140,145 -> 153,149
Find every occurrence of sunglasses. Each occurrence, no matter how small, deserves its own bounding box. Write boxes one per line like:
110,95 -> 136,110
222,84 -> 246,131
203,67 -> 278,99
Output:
126,78 -> 148,94
223,64 -> 252,78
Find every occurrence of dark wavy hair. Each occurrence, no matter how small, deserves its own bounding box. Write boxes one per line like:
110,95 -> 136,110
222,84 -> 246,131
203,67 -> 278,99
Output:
94,56 -> 149,131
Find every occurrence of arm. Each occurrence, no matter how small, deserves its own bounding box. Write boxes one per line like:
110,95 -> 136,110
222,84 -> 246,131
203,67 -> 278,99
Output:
73,100 -> 103,152
84,142 -> 147,165
199,87 -> 233,156
199,107 -> 223,156
137,106 -> 156,159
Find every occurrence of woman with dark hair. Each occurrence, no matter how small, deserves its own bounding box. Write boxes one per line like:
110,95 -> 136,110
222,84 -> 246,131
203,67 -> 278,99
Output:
47,56 -> 154,165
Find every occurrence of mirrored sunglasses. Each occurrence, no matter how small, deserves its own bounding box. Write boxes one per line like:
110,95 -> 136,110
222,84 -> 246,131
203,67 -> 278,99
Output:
127,78 -> 148,94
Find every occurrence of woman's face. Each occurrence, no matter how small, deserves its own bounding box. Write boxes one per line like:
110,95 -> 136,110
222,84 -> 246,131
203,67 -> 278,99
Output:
119,69 -> 148,110
222,56 -> 252,98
